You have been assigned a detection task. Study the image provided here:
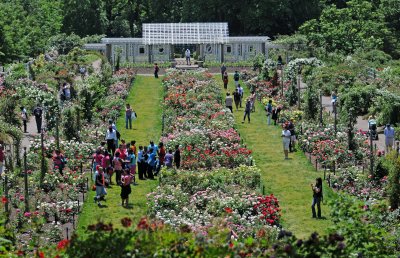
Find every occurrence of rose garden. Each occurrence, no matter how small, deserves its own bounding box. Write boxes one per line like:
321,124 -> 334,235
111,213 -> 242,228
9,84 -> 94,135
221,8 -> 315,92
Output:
1,1 -> 400,257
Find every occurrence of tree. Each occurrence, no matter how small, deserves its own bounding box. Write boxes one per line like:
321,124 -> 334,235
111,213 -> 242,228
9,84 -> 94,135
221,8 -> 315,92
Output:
62,0 -> 107,37
300,0 -> 389,55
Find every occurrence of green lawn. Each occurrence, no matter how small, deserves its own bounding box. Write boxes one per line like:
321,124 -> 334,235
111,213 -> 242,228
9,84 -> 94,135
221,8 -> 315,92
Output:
215,75 -> 334,239
76,75 -> 162,235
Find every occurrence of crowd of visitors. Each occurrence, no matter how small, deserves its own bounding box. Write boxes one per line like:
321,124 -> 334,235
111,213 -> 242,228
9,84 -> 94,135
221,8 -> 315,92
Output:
90,120 -> 181,207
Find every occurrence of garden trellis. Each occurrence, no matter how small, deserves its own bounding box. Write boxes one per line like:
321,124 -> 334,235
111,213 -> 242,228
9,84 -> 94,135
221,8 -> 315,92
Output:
142,23 -> 229,45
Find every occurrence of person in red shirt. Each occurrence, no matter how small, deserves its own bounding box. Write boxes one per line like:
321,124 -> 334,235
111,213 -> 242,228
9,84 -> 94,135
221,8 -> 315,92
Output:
92,150 -> 104,174
115,144 -> 127,161
53,150 -> 65,176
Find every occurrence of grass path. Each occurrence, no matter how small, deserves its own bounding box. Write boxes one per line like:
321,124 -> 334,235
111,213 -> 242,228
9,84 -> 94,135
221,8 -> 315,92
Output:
215,75 -> 334,239
76,76 -> 162,235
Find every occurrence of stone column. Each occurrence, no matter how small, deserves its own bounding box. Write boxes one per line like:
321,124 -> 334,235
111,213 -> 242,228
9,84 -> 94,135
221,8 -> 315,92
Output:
220,44 -> 224,63
106,44 -> 112,64
148,45 -> 153,63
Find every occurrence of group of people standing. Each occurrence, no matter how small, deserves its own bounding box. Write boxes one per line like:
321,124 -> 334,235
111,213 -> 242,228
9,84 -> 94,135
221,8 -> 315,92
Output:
92,120 -> 181,207
19,105 -> 44,134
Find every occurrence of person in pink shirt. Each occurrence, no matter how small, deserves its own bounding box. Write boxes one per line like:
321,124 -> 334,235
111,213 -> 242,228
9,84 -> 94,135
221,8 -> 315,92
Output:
113,152 -> 124,185
101,151 -> 111,170
92,150 -> 104,173
120,169 -> 132,207
115,144 -> 127,161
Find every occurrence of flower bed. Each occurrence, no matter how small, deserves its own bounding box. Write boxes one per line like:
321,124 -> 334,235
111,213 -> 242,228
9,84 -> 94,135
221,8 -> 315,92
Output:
161,70 -> 252,170
298,123 -> 369,164
148,166 -> 280,237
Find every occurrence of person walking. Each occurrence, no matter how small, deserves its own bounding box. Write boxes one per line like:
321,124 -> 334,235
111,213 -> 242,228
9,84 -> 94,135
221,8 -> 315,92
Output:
174,145 -> 181,169
33,105 -> 43,133
384,124 -> 395,153
233,71 -> 240,88
233,89 -> 240,111
265,100 -> 273,125
311,177 -> 323,219
221,63 -> 227,80
287,119 -> 296,152
223,71 -> 229,90
282,124 -> 291,160
238,84 -> 244,108
331,91 -> 338,113
113,151 -> 124,185
242,99 -> 251,124
185,49 -> 191,65
125,104 -> 133,129
225,93 -> 233,113
20,107 -> 28,133
154,63 -> 159,78
272,106 -> 281,126
120,169 -> 132,208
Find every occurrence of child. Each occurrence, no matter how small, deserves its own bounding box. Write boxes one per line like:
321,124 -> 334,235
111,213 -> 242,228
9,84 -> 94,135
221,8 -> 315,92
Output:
120,169 -> 132,207
128,149 -> 137,185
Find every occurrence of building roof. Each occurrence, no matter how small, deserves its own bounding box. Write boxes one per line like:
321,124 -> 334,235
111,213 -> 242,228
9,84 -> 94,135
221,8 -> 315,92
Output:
83,43 -> 106,50
228,36 -> 270,43
142,23 -> 229,45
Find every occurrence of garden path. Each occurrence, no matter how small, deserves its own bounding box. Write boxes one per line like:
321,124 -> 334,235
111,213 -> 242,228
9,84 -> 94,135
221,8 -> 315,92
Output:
215,75 -> 334,239
76,75 -> 162,235
299,77 -> 386,150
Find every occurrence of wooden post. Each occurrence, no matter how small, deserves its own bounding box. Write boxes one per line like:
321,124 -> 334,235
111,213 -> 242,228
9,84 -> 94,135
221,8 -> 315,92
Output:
262,185 -> 265,195
40,129 -> 46,185
315,159 -> 318,171
334,106 -> 337,135
66,227 -> 69,240
370,131 -> 374,175
297,74 -> 301,110
319,91 -> 323,126
281,66 -> 284,97
4,173 -> 9,216
23,147 -> 29,212
56,115 -> 60,151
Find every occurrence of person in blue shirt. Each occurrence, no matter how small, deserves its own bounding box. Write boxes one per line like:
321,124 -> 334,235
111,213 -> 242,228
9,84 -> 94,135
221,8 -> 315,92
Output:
137,146 -> 145,180
384,124 -> 395,153
148,141 -> 158,155
147,148 -> 156,179
265,99 -> 273,125
128,149 -> 137,185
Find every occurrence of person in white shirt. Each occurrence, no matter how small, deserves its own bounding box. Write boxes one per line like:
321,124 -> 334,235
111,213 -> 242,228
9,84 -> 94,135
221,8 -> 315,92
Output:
282,124 -> 291,160
185,49 -> 191,65
384,124 -> 395,153
105,126 -> 117,155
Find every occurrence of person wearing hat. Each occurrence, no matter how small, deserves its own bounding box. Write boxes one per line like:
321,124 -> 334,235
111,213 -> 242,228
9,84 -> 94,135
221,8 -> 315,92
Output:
384,124 -> 395,153
242,98 -> 251,124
